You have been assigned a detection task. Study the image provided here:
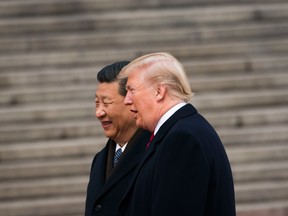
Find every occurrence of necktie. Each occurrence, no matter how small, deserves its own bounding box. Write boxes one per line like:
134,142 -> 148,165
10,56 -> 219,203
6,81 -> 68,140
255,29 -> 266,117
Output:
113,148 -> 122,166
146,132 -> 154,149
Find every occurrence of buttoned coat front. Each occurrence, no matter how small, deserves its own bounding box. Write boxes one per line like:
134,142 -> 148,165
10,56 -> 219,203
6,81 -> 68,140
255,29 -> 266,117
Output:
85,129 -> 150,216
119,104 -> 236,216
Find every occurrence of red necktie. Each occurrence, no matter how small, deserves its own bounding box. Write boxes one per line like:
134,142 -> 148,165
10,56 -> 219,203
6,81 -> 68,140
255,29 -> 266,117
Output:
146,132 -> 154,149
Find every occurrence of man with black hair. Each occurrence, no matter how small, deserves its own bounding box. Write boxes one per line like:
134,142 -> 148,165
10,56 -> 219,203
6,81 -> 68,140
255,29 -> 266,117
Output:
85,61 -> 150,216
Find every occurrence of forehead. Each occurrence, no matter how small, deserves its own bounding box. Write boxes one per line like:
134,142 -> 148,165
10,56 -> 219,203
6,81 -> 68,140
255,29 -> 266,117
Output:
95,82 -> 120,98
126,68 -> 147,87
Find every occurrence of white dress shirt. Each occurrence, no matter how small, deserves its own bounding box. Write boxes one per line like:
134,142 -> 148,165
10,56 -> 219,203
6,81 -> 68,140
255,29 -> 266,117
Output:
154,102 -> 187,135
115,143 -> 127,153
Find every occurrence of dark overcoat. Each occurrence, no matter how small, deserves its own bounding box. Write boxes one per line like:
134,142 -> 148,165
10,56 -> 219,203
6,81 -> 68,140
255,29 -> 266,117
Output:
85,128 -> 150,216
119,104 -> 236,216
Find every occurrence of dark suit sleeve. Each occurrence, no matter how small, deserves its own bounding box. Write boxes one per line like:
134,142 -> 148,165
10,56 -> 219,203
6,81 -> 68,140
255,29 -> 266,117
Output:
151,131 -> 210,216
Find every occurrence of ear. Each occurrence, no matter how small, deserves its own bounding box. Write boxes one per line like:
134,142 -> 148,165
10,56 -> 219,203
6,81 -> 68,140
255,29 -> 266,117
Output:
155,83 -> 166,102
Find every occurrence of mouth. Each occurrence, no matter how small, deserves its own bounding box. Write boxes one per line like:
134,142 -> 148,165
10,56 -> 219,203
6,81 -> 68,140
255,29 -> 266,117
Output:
101,120 -> 112,129
130,109 -> 138,119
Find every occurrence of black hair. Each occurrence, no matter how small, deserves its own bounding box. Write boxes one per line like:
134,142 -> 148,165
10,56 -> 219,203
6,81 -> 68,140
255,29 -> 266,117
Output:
97,61 -> 129,96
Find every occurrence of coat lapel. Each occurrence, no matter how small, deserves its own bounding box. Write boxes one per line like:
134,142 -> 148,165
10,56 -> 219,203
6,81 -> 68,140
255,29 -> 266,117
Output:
142,104 -> 197,163
94,129 -> 150,201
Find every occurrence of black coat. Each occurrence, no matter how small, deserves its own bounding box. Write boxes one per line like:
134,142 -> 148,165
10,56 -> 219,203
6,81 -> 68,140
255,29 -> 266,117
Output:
85,128 -> 150,216
119,104 -> 236,216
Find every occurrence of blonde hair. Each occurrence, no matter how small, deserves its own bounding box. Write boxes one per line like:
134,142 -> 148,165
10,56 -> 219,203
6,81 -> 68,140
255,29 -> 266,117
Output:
121,52 -> 194,102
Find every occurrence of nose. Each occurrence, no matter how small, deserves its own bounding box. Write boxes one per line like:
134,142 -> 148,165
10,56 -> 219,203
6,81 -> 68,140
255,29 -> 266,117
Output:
95,107 -> 105,118
124,91 -> 133,105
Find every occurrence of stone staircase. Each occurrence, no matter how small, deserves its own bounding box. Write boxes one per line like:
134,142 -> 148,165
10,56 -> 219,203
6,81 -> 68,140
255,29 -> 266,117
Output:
0,0 -> 288,215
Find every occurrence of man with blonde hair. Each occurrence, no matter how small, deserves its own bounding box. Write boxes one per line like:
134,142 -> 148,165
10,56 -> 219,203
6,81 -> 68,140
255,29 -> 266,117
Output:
118,52 -> 235,216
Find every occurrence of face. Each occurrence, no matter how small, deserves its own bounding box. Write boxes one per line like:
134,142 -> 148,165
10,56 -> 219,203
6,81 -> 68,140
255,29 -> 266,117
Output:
95,82 -> 136,143
124,71 -> 157,132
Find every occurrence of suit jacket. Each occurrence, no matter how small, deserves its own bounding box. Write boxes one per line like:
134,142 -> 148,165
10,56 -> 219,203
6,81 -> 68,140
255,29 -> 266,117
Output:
119,104 -> 235,216
85,128 -> 150,216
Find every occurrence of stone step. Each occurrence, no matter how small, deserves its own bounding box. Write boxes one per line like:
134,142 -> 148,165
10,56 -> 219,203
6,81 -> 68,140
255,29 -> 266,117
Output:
232,159 -> 288,183
0,3 -> 288,37
0,176 -> 88,200
205,105 -> 288,128
184,55 -> 288,75
191,72 -> 288,92
0,136 -> 105,159
0,195 -> 85,216
227,142 -> 288,164
219,124 -> 288,146
192,88 -> 288,111
1,37 -> 288,71
1,22 -> 288,54
0,66 -> 98,88
0,85 -> 94,106
0,0 -> 131,18
237,199 -> 288,216
236,180 -> 288,203
1,71 -> 288,106
0,0 -> 284,18
0,157 -> 93,181
0,102 -> 94,124
0,120 -> 99,144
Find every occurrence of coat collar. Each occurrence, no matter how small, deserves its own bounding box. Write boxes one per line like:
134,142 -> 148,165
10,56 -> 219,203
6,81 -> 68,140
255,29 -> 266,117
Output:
148,103 -> 197,152
95,128 -> 150,201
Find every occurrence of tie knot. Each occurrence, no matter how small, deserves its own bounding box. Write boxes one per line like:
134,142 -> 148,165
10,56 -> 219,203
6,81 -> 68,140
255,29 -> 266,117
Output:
113,148 -> 122,166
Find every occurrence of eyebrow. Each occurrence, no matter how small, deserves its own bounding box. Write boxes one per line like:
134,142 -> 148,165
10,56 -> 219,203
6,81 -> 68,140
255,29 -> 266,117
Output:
95,95 -> 113,101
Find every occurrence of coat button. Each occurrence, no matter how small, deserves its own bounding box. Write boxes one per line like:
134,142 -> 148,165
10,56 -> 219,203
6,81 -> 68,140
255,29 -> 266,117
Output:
95,204 -> 102,212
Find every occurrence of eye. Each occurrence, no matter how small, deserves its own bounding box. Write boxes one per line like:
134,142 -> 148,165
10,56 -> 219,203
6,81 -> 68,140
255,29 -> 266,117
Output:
102,99 -> 113,107
95,100 -> 99,107
127,87 -> 136,95
104,102 -> 112,107
131,89 -> 136,95
126,85 -> 134,94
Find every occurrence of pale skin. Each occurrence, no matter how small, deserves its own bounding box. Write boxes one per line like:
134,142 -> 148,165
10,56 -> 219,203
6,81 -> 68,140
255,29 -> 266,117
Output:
124,70 -> 182,132
95,81 -> 138,146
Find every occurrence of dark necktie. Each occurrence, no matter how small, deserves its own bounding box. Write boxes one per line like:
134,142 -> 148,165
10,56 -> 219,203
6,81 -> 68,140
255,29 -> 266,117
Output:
113,148 -> 122,166
146,132 -> 154,149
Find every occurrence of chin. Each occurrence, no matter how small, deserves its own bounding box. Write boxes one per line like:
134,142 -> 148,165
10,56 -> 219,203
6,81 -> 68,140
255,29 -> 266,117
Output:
137,123 -> 146,130
135,121 -> 142,128
104,132 -> 113,139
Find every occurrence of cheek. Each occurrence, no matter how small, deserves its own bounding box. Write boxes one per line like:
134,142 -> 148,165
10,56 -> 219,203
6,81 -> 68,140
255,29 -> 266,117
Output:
140,97 -> 151,111
118,108 -> 134,120
134,96 -> 145,108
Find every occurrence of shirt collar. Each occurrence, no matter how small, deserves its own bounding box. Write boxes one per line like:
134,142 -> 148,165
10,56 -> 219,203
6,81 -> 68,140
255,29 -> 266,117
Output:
154,102 -> 187,135
115,143 -> 127,152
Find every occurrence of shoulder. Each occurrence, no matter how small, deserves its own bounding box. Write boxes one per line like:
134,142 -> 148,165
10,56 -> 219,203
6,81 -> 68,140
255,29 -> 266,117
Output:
128,128 -> 151,146
90,140 -> 111,167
